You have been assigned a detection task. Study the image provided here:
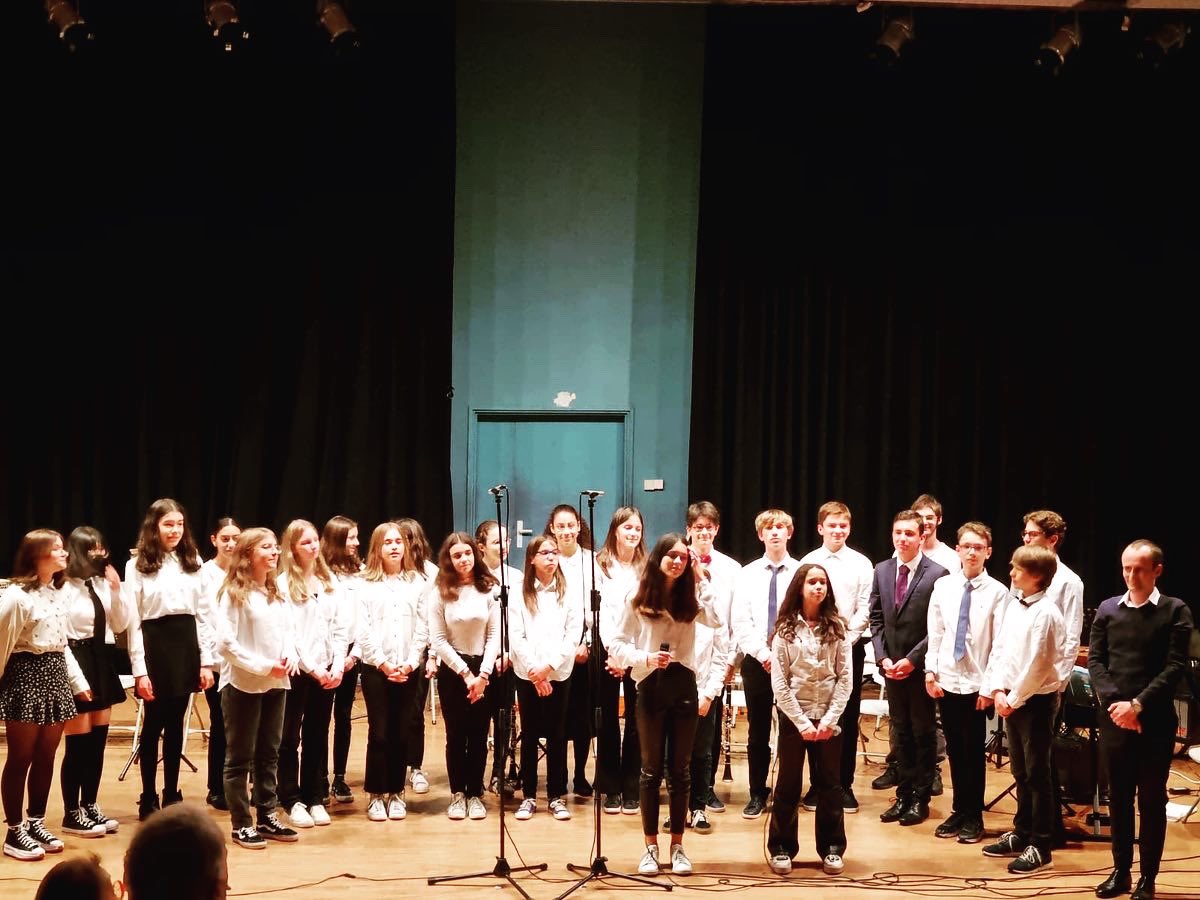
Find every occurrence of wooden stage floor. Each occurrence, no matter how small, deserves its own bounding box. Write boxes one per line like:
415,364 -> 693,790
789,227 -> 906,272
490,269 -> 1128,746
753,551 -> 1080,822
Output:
2,691 -> 1198,899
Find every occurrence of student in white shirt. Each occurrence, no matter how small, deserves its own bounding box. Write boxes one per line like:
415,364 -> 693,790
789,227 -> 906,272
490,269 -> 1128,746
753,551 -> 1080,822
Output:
320,515 -> 363,805
1,530 -> 94,862
476,519 -> 521,796
544,503 -> 595,797
924,522 -> 1010,845
355,523 -> 430,823
731,508 -> 801,818
125,498 -> 215,821
201,516 -> 241,812
980,545 -> 1063,876
594,506 -> 646,814
394,517 -> 439,797
609,533 -> 721,878
766,563 -> 852,877
277,520 -> 346,830
796,501 -> 873,813
430,532 -> 500,821
511,535 -> 581,821
59,527 -> 132,838
214,528 -> 299,850
912,494 -> 963,575
684,501 -> 739,815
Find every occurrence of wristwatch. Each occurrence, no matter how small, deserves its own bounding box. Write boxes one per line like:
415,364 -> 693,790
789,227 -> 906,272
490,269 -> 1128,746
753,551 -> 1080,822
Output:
1130,698 -> 1143,714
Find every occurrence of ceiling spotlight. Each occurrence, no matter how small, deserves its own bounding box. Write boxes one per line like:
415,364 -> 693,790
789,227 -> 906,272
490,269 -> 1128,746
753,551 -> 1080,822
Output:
45,0 -> 95,54
317,1 -> 361,55
872,13 -> 915,67
1138,22 -> 1189,71
205,0 -> 250,54
1035,23 -> 1081,76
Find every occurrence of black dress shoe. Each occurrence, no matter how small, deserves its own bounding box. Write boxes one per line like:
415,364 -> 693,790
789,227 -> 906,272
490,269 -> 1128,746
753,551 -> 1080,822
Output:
934,812 -> 965,838
872,767 -> 899,790
1131,876 -> 1155,900
879,798 -> 907,823
1095,869 -> 1131,898
898,802 -> 929,826
206,791 -> 229,812
956,817 -> 984,844
931,769 -> 943,796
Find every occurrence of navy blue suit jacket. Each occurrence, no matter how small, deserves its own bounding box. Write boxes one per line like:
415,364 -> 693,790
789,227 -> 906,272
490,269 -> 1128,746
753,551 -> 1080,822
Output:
868,555 -> 949,673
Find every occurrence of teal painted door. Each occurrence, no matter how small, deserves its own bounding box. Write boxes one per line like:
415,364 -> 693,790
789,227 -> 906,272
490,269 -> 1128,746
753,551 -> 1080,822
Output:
472,414 -> 626,570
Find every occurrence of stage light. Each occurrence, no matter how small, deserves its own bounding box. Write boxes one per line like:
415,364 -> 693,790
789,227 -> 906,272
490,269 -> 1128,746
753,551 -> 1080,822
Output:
1035,22 -> 1081,75
45,0 -> 95,54
205,0 -> 249,54
1138,22 -> 1189,71
872,12 -> 915,67
317,0 -> 362,55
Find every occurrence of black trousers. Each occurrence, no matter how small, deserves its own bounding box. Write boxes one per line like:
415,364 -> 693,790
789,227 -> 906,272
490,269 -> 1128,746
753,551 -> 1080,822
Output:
204,670 -> 226,797
331,658 -> 359,778
740,656 -> 775,800
139,694 -> 189,797
1007,692 -> 1057,854
689,695 -> 720,811
566,659 -> 592,783
1100,709 -> 1176,879
410,659 -> 430,769
359,667 -> 417,795
807,638 -> 864,790
769,709 -> 846,860
221,686 -> 286,831
636,664 -> 698,836
515,677 -> 570,800
886,675 -> 937,802
278,673 -> 337,807
437,657 -> 496,797
939,690 -> 987,818
595,660 -> 640,799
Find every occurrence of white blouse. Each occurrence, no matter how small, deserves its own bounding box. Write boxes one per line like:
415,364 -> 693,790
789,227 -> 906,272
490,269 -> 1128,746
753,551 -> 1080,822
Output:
126,554 -> 216,676
429,584 -> 500,676
596,559 -> 640,649
0,581 -> 90,695
609,582 -> 721,685
771,623 -> 853,736
509,581 -> 581,683
356,573 -> 429,671
556,548 -> 594,644
279,572 -> 347,676
62,576 -> 133,644
214,586 -> 295,694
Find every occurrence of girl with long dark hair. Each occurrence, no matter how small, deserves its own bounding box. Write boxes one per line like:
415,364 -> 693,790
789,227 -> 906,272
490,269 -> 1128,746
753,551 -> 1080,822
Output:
319,514 -> 362,805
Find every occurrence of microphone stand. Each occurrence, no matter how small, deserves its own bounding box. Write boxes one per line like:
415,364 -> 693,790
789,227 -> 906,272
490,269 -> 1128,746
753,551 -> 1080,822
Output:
429,487 -> 547,898
556,492 -> 670,899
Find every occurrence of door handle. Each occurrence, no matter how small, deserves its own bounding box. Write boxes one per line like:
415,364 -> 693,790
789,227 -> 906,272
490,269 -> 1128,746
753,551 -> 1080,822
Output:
515,520 -> 534,548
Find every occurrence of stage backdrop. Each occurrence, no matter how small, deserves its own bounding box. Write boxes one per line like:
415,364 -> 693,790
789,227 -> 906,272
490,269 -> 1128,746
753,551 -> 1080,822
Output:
1,2 -> 455,561
687,7 -> 1197,612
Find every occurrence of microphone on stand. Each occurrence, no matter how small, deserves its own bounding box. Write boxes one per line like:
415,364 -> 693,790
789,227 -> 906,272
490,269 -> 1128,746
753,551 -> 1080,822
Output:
487,484 -> 507,496
581,489 -> 605,499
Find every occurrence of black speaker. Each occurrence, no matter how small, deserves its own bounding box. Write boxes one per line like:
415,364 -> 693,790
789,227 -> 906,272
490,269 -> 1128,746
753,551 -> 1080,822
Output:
1053,728 -> 1103,804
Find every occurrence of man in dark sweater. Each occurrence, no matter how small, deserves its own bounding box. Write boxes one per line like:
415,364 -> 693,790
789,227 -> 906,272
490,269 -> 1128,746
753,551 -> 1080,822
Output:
1088,540 -> 1194,900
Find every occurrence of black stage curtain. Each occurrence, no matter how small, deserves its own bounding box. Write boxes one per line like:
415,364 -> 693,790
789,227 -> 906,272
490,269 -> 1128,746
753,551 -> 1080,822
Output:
689,8 -> 1197,611
1,2 -> 454,561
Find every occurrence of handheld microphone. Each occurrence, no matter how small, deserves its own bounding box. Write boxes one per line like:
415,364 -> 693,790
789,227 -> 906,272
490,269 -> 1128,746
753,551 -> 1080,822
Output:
487,484 -> 507,496
581,489 -> 605,499
659,642 -> 670,653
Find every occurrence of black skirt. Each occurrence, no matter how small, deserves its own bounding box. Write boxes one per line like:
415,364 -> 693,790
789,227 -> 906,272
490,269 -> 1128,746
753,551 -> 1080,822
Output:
141,614 -> 201,700
0,652 -> 77,724
69,639 -> 127,712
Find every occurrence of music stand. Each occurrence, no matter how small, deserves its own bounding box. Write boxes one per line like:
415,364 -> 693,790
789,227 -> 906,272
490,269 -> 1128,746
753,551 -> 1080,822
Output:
555,490 -> 670,899
428,486 -> 547,898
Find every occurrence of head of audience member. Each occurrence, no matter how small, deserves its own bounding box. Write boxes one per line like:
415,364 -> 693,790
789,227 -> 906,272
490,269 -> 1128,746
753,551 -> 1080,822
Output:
1121,539 -> 1164,599
816,501 -> 852,553
1009,545 -> 1058,596
124,804 -> 228,900
912,494 -> 944,546
892,509 -> 924,564
685,501 -> 721,558
1021,510 -> 1067,554
754,509 -> 793,562
36,853 -> 115,900
955,522 -> 993,579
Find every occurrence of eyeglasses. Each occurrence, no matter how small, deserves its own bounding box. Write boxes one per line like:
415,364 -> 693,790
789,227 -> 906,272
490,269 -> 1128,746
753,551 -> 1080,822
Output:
1021,530 -> 1044,541
535,549 -> 559,558
689,524 -> 717,532
958,544 -> 988,554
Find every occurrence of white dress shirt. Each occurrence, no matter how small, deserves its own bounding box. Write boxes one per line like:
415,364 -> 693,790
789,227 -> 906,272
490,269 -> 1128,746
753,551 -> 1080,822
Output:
279,572 -> 347,676
214,586 -> 295,694
429,585 -> 500,676
798,544 -> 873,642
981,590 -> 1064,708
771,623 -> 853,735
0,582 -> 90,695
62,576 -> 133,644
509,581 -> 582,683
356,574 -> 429,671
732,554 -> 801,662
489,563 -> 523,593
1010,557 -> 1084,686
924,540 -> 962,574
556,548 -> 595,642
609,582 -> 721,684
925,570 -> 1010,694
126,554 -> 217,675
597,559 -> 640,649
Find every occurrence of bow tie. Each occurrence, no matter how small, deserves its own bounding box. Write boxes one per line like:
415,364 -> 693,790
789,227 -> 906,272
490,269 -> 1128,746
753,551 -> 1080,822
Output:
700,555 -> 712,565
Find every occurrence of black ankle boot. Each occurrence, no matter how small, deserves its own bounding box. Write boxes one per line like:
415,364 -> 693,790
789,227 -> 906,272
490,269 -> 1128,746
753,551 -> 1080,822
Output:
138,793 -> 161,821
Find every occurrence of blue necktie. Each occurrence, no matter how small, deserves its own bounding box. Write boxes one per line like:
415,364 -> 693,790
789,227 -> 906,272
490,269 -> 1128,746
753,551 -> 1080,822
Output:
953,579 -> 974,662
766,565 -> 782,639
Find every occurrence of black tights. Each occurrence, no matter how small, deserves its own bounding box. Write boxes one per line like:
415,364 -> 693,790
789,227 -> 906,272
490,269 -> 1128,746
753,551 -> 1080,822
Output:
140,695 -> 189,798
3,721 -> 65,825
60,724 -> 110,810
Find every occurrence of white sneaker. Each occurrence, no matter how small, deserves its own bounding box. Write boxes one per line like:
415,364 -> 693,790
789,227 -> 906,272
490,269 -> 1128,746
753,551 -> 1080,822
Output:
387,794 -> 407,820
769,851 -> 792,875
467,796 -> 487,820
670,843 -> 693,875
288,802 -> 314,828
4,825 -> 45,861
410,768 -> 430,794
309,804 -> 331,826
638,844 -> 661,875
367,794 -> 388,822
447,792 -> 467,820
24,818 -> 64,853
515,799 -> 536,820
823,851 -> 844,875
549,798 -> 571,821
